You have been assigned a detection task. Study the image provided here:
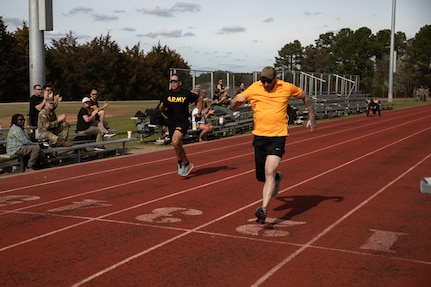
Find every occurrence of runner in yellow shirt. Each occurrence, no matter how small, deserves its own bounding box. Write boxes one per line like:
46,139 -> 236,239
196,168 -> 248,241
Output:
231,66 -> 316,224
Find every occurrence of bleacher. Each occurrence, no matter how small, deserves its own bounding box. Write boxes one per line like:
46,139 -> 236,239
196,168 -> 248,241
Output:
131,104 -> 255,144
131,92 -> 391,144
290,94 -> 393,120
0,124 -> 138,174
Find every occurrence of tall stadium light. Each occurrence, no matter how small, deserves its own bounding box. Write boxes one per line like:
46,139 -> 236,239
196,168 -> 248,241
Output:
29,0 -> 53,97
388,0 -> 396,103
38,0 -> 53,31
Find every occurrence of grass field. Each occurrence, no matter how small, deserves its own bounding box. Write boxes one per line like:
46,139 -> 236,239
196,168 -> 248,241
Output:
0,97 -> 428,142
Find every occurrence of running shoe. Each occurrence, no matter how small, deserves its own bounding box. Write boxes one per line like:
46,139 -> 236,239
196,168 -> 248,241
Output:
255,207 -> 266,224
177,161 -> 183,175
181,162 -> 194,176
103,132 -> 116,138
272,171 -> 283,197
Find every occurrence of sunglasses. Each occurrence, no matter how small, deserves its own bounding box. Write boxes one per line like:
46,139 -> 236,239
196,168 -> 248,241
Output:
170,79 -> 179,83
260,78 -> 274,84
17,118 -> 26,121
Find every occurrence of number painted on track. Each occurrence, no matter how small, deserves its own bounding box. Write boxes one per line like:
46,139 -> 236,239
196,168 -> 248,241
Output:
47,199 -> 112,212
0,195 -> 40,207
236,218 -> 306,237
136,207 -> 203,223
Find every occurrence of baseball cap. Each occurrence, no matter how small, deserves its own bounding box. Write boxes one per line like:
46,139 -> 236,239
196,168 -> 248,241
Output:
261,66 -> 276,80
82,97 -> 91,103
46,97 -> 54,104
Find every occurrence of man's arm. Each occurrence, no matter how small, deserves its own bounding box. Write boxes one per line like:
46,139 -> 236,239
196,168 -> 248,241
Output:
34,98 -> 45,112
300,91 -> 316,131
53,93 -> 62,109
99,100 -> 109,110
230,96 -> 246,109
195,95 -> 203,114
159,101 -> 169,120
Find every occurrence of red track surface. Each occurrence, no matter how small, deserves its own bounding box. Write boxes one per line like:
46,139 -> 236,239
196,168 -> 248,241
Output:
1,105 -> 430,287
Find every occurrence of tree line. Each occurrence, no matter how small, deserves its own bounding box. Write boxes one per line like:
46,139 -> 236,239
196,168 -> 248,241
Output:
0,16 -> 430,102
275,25 -> 431,98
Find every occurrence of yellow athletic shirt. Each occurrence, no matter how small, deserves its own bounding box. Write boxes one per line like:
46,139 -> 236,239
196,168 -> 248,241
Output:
240,80 -> 303,137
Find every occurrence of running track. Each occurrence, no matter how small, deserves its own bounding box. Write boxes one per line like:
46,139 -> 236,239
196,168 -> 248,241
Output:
0,105 -> 430,287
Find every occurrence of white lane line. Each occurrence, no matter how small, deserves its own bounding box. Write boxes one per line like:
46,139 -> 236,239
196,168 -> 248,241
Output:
69,127 -> 431,286
251,152 -> 431,286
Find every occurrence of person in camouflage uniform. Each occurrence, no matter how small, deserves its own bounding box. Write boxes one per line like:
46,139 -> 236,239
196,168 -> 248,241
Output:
37,97 -> 73,147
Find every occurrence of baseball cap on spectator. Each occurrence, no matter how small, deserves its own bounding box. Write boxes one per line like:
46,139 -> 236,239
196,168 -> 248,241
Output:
82,97 -> 91,103
46,97 -> 54,104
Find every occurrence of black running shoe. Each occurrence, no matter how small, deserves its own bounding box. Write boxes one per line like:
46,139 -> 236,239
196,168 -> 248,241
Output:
255,207 -> 266,224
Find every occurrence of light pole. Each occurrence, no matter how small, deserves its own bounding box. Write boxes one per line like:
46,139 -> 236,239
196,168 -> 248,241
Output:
28,0 -> 53,96
388,0 -> 396,103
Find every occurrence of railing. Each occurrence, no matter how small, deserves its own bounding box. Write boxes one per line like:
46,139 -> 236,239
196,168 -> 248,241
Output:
332,74 -> 357,98
299,72 -> 326,98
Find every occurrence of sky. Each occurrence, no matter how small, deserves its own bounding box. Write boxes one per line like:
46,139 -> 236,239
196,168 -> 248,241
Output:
1,0 -> 430,73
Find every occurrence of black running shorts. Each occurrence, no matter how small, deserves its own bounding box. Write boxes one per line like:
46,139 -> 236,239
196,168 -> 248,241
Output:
167,121 -> 190,139
252,136 -> 286,182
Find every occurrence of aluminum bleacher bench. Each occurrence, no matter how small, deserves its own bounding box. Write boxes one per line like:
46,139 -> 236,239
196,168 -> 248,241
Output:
0,138 -> 138,173
0,153 -> 25,173
212,118 -> 254,136
42,137 -> 139,163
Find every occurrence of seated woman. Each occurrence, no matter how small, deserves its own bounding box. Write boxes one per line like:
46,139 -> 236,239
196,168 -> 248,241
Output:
76,97 -> 114,150
191,98 -> 214,142
7,114 -> 48,171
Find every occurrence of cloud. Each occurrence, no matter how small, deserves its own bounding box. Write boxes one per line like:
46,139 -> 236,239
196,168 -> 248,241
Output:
137,29 -> 194,39
63,6 -> 94,16
93,14 -> 118,22
62,6 -> 117,22
171,2 -> 201,12
45,30 -> 65,40
217,26 -> 246,34
3,17 -> 26,27
263,17 -> 274,23
137,2 -> 201,17
61,6 -> 117,22
121,27 -> 137,32
138,6 -> 174,17
304,11 -> 322,16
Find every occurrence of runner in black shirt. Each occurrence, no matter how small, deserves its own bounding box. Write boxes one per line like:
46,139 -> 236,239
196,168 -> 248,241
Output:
159,73 -> 202,176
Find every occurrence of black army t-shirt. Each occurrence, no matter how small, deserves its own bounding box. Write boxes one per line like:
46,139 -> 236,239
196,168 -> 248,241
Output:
160,89 -> 199,124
